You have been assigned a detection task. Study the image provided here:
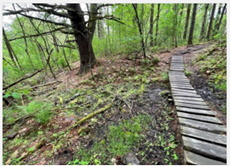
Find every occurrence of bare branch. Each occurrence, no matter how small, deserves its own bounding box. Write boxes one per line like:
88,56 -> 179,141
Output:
97,4 -> 114,10
86,15 -> 125,25
19,13 -> 71,27
8,27 -> 65,42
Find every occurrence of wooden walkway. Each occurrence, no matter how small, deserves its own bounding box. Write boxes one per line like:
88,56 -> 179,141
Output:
169,55 -> 227,165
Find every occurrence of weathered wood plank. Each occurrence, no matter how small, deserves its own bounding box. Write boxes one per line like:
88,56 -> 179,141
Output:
182,136 -> 226,161
171,83 -> 192,86
174,99 -> 206,106
177,107 -> 216,116
179,118 -> 226,133
180,126 -> 226,145
171,89 -> 197,94
184,150 -> 226,165
175,102 -> 209,110
171,86 -> 194,90
178,112 -> 222,124
173,96 -> 204,102
172,93 -> 200,98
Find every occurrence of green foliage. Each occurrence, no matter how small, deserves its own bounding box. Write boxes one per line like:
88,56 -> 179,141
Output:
185,70 -> 192,76
161,72 -> 169,82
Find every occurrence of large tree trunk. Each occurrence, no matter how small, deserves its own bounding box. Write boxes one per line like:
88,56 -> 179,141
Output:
149,4 -> 154,47
155,4 -> 160,46
199,4 -> 209,41
188,4 -> 197,45
206,4 -> 216,40
67,4 -> 96,75
183,4 -> 191,40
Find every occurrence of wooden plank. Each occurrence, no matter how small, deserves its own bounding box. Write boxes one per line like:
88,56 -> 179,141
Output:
174,99 -> 206,106
172,92 -> 200,98
184,151 -> 226,165
173,96 -> 204,102
177,107 -> 216,116
171,89 -> 197,94
175,102 -> 209,110
170,69 -> 184,71
178,112 -> 222,124
180,126 -> 226,145
179,118 -> 226,133
171,83 -> 191,86
169,77 -> 188,80
182,136 -> 226,161
171,86 -> 194,90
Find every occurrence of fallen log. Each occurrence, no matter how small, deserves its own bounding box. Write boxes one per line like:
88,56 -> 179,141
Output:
3,69 -> 43,90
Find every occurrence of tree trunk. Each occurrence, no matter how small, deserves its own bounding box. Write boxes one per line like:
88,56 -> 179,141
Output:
179,4 -> 184,24
67,4 -> 96,75
183,4 -> 191,40
188,4 -> 197,45
206,4 -> 216,40
132,4 -> 146,59
200,4 -> 209,41
173,4 -> 179,47
216,4 -> 227,31
3,28 -> 22,70
14,10 -> 35,69
149,4 -> 154,46
155,4 -> 160,46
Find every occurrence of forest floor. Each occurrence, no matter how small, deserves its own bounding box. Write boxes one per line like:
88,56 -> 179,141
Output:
3,42 -> 226,165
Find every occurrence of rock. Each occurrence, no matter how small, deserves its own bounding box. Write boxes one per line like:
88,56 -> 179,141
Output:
4,131 -> 18,139
125,153 -> 140,165
206,70 -> 211,74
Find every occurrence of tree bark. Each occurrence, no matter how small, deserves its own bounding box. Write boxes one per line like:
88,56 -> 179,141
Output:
200,4 -> 209,41
183,4 -> 191,40
216,4 -> 227,31
206,4 -> 216,40
179,4 -> 184,24
149,4 -> 154,46
132,4 -> 146,59
3,28 -> 22,70
13,4 -> 35,69
155,4 -> 160,46
173,4 -> 179,47
67,4 -> 96,75
188,4 -> 197,45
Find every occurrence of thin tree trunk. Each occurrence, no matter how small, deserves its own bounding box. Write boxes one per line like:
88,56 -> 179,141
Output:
216,4 -> 227,31
183,4 -> 191,40
3,28 -> 22,70
179,4 -> 184,24
149,4 -> 154,46
206,4 -> 216,40
13,4 -> 35,69
173,4 -> 179,47
200,4 -> 209,41
155,4 -> 160,46
45,49 -> 56,79
132,4 -> 146,59
188,4 -> 197,45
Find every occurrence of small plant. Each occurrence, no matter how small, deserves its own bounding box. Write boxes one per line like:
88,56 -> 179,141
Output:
161,72 -> 169,82
185,70 -> 192,76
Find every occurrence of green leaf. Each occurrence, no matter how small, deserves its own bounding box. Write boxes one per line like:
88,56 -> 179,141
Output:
12,92 -> 21,99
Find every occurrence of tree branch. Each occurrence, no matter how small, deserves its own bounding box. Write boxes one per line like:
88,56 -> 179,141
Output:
8,27 -> 65,42
97,4 -> 114,10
